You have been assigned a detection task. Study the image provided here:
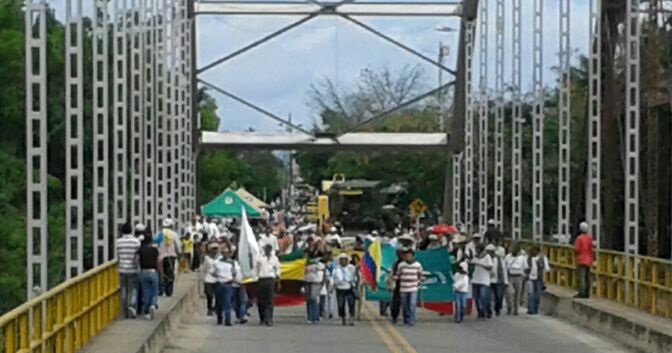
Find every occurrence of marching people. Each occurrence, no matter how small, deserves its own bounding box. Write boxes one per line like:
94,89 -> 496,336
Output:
505,244 -> 528,315
526,245 -> 550,315
574,221 -> 594,299
484,219 -> 503,245
254,243 -> 281,326
209,245 -> 242,326
387,247 -> 405,324
116,223 -> 141,319
395,248 -> 423,326
452,261 -> 470,323
490,246 -> 508,317
156,219 -> 181,297
304,253 -> 326,324
137,232 -> 161,320
471,243 -> 493,320
203,242 -> 220,316
333,253 -> 357,326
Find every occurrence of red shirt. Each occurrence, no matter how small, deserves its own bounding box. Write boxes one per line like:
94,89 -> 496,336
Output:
574,234 -> 594,266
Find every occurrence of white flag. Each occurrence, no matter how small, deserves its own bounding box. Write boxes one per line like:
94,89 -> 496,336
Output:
237,207 -> 259,278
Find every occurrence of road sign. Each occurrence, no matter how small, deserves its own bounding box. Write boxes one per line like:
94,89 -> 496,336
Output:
409,198 -> 427,216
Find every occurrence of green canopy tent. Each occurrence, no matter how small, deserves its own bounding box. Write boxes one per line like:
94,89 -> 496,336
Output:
202,190 -> 261,218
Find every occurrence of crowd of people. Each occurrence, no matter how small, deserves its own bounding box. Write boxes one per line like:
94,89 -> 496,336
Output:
114,211 -> 595,328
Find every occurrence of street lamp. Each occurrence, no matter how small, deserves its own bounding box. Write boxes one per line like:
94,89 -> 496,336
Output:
435,25 -> 456,132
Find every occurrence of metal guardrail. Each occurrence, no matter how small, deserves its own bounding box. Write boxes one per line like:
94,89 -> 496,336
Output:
517,240 -> 672,319
0,261 -> 120,353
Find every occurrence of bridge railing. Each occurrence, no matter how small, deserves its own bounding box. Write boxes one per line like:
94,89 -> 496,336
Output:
0,261 -> 119,353
517,240 -> 672,319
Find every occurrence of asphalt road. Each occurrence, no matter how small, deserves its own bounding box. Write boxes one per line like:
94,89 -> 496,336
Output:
162,303 -> 632,353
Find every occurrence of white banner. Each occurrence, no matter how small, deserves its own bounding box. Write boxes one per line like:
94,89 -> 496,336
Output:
237,207 -> 259,278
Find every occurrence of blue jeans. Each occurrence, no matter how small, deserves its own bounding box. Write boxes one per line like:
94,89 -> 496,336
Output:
472,283 -> 492,318
527,279 -> 543,314
140,271 -> 159,314
400,291 -> 418,325
454,292 -> 467,323
214,283 -> 234,325
119,273 -> 138,318
233,286 -> 247,320
305,283 -> 321,322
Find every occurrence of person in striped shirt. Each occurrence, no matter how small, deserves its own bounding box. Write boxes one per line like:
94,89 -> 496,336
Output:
116,222 -> 141,318
394,249 -> 423,326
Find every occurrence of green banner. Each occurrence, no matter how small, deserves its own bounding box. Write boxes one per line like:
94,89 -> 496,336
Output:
365,244 -> 455,302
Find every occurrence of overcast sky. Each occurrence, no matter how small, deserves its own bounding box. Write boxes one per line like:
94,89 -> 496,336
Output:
49,0 -> 595,132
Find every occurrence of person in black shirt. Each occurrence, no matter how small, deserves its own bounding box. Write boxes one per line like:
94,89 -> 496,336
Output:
484,219 -> 503,245
137,234 -> 161,320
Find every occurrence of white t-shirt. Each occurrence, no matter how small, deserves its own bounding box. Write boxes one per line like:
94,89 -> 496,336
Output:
304,261 -> 325,284
453,272 -> 470,293
505,254 -> 529,276
490,256 -> 509,284
471,254 -> 493,285
528,255 -> 550,280
333,264 -> 357,290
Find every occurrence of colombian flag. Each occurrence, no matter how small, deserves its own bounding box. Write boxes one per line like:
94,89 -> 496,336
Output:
361,238 -> 381,291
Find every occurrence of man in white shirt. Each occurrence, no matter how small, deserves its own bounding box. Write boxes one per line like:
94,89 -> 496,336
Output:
470,243 -> 493,319
116,223 -> 141,318
526,245 -> 550,315
202,242 -> 220,316
185,215 -> 204,240
304,256 -> 326,324
258,233 -> 279,256
504,244 -> 528,315
490,246 -> 508,317
333,253 -> 357,326
208,246 -> 242,326
254,244 -> 281,326
206,218 -> 220,239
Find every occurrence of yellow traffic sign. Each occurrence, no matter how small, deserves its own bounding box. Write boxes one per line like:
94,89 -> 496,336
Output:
409,198 -> 427,216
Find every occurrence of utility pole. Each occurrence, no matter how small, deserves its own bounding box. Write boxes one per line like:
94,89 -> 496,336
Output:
435,27 -> 456,224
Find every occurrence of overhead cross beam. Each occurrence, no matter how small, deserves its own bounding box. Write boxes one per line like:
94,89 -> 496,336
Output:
196,0 -> 462,132
199,79 -> 312,135
194,1 -> 463,17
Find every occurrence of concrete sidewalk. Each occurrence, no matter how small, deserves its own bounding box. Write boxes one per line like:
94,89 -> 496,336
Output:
79,273 -> 201,353
543,285 -> 672,353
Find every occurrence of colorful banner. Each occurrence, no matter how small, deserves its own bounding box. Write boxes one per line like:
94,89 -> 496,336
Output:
365,244 -> 455,303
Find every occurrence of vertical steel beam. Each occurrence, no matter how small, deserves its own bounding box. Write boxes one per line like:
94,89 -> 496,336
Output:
625,0 -> 640,302
494,0 -> 504,229
463,20 -> 475,235
113,0 -> 129,241
511,0 -> 522,240
587,0 -> 602,247
557,0 -> 571,243
171,0 -> 181,229
477,0 -> 488,234
156,0 -> 168,227
144,0 -> 157,231
186,0 -> 196,221
130,0 -> 145,226
532,0 -> 544,242
65,0 -> 84,279
452,153 -> 463,226
93,0 -> 110,265
176,0 -> 187,228
25,0 -> 48,298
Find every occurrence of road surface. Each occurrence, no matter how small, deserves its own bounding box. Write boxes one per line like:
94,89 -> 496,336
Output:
162,303 -> 632,353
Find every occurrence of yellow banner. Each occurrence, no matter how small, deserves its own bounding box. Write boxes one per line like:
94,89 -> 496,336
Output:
280,258 -> 307,281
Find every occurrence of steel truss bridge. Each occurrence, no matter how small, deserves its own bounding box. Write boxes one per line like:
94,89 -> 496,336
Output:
2,0 -> 664,352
